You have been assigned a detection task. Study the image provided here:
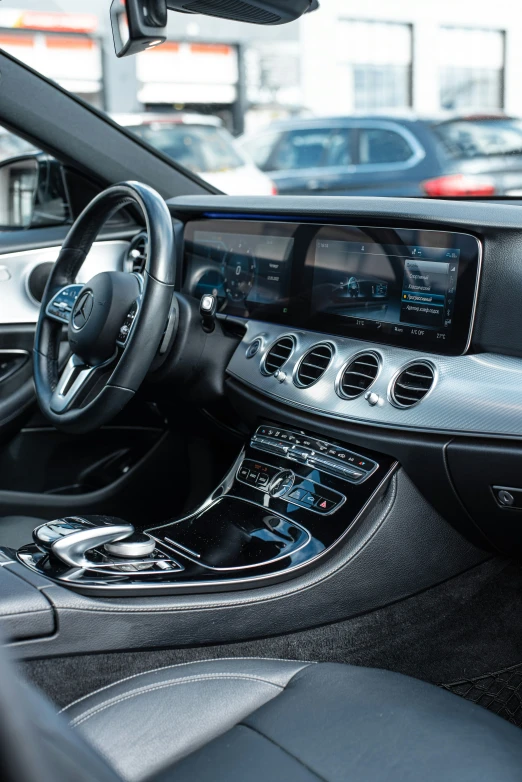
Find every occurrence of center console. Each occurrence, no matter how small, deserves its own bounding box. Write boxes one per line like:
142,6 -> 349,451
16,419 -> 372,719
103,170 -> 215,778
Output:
15,424 -> 396,596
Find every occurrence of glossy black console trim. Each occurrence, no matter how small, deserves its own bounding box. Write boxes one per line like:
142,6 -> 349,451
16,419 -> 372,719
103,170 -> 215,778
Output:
15,435 -> 397,595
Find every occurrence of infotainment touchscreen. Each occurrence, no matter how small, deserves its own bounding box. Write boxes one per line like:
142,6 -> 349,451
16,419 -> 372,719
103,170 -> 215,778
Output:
183,219 -> 481,355
312,238 -> 460,340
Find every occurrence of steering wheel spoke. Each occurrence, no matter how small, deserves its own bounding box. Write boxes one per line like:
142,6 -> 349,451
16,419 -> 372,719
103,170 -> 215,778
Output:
50,354 -> 115,413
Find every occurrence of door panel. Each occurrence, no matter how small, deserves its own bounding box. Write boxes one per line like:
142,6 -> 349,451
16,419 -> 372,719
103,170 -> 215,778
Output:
0,239 -> 129,324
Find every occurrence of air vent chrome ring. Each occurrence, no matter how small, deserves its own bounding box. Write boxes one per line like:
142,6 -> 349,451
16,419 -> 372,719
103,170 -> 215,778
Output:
261,335 -> 296,376
294,342 -> 334,388
389,359 -> 437,409
336,351 -> 381,400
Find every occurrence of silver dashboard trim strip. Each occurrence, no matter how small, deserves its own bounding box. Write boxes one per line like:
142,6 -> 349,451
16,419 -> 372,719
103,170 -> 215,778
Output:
227,320 -> 522,438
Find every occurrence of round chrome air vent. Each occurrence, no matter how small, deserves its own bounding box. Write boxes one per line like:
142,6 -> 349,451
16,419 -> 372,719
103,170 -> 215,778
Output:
390,361 -> 436,408
337,352 -> 380,400
294,343 -> 334,388
125,232 -> 148,274
261,336 -> 295,376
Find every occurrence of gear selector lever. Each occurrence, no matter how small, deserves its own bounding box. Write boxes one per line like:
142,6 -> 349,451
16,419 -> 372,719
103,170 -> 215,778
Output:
34,516 -> 136,569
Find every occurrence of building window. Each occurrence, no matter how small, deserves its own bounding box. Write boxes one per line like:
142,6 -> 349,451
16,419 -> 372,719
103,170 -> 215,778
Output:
337,21 -> 412,110
439,28 -> 505,110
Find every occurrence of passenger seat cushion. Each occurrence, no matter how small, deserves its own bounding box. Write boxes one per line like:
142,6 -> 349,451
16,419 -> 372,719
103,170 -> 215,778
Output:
161,662 -> 522,782
64,657 -> 313,782
65,658 -> 522,782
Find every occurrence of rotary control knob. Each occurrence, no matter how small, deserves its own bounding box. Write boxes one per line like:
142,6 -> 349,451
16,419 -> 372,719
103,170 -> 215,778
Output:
268,469 -> 295,498
104,532 -> 156,559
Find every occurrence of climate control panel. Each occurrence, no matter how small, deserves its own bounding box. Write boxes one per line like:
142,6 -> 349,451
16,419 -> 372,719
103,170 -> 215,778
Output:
251,426 -> 378,484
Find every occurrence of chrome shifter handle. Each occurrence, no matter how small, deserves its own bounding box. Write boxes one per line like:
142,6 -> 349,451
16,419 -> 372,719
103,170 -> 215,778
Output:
49,521 -> 135,569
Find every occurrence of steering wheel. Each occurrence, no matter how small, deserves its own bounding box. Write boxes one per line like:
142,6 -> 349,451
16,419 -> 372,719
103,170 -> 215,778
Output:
34,181 -> 175,434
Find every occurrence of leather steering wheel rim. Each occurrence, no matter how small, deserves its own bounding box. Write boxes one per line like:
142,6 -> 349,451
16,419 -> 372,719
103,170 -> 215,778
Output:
34,181 -> 175,434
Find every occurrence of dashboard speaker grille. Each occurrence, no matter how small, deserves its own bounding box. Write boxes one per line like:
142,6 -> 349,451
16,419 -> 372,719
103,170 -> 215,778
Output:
391,361 -> 435,408
338,352 -> 380,399
262,336 -> 295,375
295,343 -> 333,388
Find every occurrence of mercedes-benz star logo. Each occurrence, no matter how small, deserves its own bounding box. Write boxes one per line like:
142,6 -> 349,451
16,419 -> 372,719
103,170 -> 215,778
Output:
72,291 -> 94,330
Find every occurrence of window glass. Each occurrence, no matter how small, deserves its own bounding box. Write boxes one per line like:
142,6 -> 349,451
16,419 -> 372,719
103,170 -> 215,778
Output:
0,3 -> 518,199
435,119 -> 522,158
358,129 -> 413,164
273,129 -> 333,170
240,130 -> 283,170
439,28 -> 504,110
0,125 -> 68,230
336,21 -> 412,110
324,130 -> 353,166
127,123 -> 245,173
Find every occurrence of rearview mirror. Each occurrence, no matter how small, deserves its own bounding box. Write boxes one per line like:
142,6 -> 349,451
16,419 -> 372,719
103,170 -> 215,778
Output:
0,154 -> 69,230
111,0 -> 318,59
110,0 -> 167,58
166,0 -> 318,26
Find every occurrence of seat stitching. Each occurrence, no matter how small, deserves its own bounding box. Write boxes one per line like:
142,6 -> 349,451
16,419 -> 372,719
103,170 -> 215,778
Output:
60,657 -> 315,713
239,723 -> 328,782
71,673 -> 286,727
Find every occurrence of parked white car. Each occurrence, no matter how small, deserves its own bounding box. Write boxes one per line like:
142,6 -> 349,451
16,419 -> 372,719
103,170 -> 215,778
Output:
113,112 -> 277,196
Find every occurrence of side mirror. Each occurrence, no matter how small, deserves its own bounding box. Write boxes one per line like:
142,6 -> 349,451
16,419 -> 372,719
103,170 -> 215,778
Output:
110,0 -> 167,58
0,153 -> 70,230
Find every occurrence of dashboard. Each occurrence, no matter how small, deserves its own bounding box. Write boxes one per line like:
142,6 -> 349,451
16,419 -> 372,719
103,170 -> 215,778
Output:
184,219 -> 480,356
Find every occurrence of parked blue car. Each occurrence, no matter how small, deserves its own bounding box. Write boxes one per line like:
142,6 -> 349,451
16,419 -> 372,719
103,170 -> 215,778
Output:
239,113 -> 522,197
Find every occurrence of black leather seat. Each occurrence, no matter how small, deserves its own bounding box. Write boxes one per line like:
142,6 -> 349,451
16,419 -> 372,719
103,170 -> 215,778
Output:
0,515 -> 45,550
5,654 -> 522,782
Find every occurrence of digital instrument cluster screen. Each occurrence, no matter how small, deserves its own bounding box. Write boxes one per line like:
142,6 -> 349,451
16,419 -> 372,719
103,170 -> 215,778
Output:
184,223 -> 294,319
183,219 -> 480,355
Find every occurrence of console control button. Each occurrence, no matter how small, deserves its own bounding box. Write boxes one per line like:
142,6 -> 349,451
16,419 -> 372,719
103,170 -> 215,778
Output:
269,470 -> 295,498
314,497 -> 336,512
257,473 -> 270,488
104,532 -> 156,559
252,426 -> 377,484
288,488 -> 308,501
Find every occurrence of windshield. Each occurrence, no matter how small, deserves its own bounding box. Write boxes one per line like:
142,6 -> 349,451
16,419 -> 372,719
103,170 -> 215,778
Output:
0,2 -> 518,198
123,122 -> 246,174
